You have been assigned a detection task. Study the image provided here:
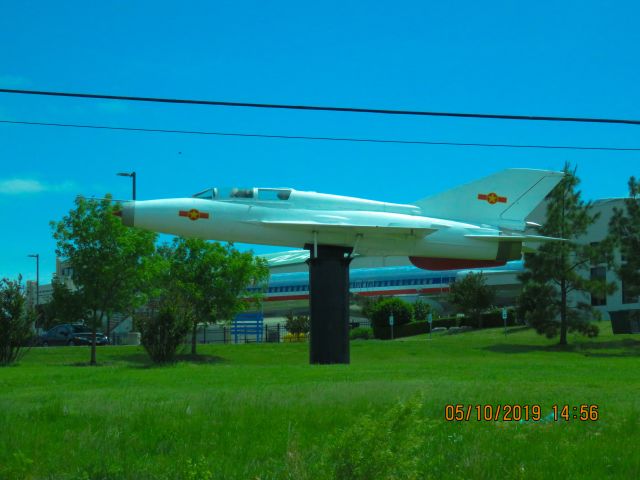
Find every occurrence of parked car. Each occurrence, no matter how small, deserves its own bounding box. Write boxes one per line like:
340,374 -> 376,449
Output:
39,324 -> 109,346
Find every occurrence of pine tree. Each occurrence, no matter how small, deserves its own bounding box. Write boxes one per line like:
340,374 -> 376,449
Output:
518,163 -> 615,345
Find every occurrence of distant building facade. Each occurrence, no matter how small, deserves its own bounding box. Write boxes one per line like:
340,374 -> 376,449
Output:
527,198 -> 639,320
26,258 -> 74,307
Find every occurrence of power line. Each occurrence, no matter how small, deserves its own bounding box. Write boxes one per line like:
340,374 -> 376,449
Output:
1,88 -> 639,126
1,119 -> 639,152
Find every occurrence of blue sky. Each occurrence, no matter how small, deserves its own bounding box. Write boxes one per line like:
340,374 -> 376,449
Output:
1,0 -> 639,283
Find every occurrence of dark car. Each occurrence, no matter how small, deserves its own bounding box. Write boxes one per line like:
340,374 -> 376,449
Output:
39,324 -> 109,346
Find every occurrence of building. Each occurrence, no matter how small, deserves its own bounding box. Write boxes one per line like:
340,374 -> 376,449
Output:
26,258 -> 74,307
527,198 -> 639,322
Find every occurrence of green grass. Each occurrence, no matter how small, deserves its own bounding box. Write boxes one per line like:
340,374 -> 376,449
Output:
1,324 -> 639,479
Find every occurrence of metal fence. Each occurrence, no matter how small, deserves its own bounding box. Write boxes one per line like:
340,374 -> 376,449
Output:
110,320 -> 372,346
188,324 -> 296,344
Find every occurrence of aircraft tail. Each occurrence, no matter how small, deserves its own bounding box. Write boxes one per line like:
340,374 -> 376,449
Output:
413,168 -> 564,230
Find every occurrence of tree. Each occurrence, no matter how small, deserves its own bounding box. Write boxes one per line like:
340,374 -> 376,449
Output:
609,177 -> 640,300
163,238 -> 268,355
518,163 -> 615,345
412,299 -> 432,322
366,297 -> 413,338
51,195 -> 157,365
39,277 -> 87,330
448,272 -> 494,327
0,276 -> 34,366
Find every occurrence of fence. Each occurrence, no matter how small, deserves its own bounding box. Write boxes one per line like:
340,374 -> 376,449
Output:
232,313 -> 264,343
183,324 -> 287,344
111,319 -> 371,346
186,320 -> 371,345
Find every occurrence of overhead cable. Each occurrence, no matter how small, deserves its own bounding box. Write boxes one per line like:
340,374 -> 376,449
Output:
1,88 -> 639,125
1,119 -> 639,152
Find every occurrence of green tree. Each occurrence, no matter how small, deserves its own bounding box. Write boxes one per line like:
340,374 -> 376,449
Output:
518,163 -> 615,345
0,276 -> 34,366
39,277 -> 87,330
164,238 -> 268,355
366,297 -> 413,338
609,177 -> 640,300
448,272 -> 494,327
51,195 -> 157,365
412,299 -> 432,322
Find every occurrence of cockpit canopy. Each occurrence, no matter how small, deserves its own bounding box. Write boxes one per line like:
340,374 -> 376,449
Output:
192,187 -> 292,201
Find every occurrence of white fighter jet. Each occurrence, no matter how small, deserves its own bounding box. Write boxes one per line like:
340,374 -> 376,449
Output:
116,168 -> 563,270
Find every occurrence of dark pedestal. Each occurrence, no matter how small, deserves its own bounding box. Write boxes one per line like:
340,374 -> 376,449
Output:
305,244 -> 352,364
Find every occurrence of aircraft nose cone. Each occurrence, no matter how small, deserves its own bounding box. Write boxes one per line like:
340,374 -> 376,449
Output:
118,202 -> 135,227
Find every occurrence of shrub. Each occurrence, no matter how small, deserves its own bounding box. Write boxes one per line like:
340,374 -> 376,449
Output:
358,295 -> 378,320
350,327 -> 373,340
366,298 -> 413,339
136,307 -> 190,363
400,321 -> 430,337
431,317 -> 458,329
477,309 -> 516,328
285,312 -> 310,335
283,332 -> 307,342
412,299 -> 431,322
0,277 -> 34,366
428,311 -> 517,330
374,321 -> 432,340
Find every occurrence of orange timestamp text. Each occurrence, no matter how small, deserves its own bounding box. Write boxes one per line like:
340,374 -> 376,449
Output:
444,404 -> 600,422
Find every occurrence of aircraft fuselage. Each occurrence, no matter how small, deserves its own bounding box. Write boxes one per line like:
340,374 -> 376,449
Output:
117,169 -> 564,270
121,194 -> 506,260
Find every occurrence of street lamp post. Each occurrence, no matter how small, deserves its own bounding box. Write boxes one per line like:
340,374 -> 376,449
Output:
27,254 -> 39,307
116,171 -> 136,200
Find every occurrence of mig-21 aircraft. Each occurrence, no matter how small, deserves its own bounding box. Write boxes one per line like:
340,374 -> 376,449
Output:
116,168 -> 563,269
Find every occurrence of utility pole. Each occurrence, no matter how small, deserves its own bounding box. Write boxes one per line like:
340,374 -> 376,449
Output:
27,253 -> 39,307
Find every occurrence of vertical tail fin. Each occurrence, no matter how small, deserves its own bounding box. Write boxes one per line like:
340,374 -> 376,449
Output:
413,168 -> 564,230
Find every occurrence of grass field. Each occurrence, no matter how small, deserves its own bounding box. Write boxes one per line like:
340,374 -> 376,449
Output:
1,324 -> 639,479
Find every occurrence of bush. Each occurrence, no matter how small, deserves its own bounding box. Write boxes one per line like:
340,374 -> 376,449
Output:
350,327 -> 373,340
374,321 -> 433,340
427,310 -> 517,330
0,277 -> 34,366
366,298 -> 413,339
412,299 -> 431,322
136,307 -> 190,363
478,309 -> 516,328
285,312 -> 310,335
283,332 -> 307,342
